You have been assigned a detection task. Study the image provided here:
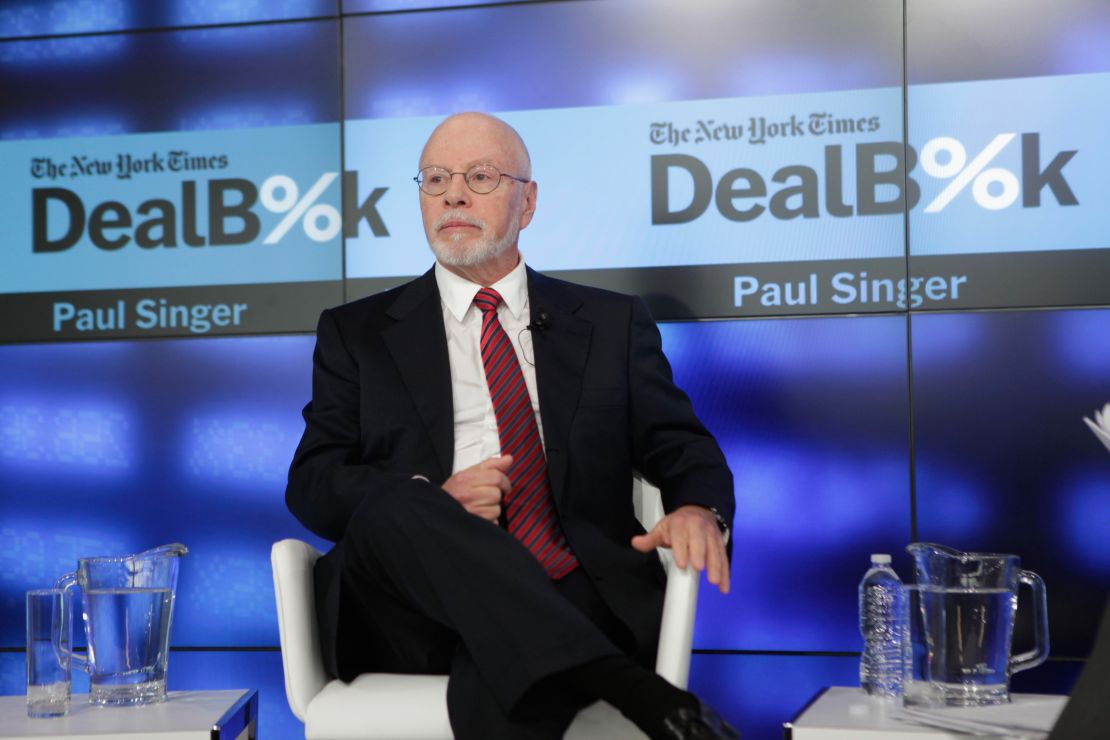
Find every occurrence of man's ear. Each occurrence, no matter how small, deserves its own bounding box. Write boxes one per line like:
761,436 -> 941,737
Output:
518,180 -> 538,230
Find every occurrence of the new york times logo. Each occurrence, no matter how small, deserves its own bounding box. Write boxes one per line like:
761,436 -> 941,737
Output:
32,150 -> 230,181
652,133 -> 1076,223
31,172 -> 388,252
650,113 -> 882,147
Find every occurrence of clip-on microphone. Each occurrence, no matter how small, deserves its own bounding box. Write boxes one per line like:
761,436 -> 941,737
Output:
527,308 -> 549,333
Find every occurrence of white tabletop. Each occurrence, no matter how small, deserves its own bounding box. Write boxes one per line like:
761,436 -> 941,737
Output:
785,686 -> 1068,740
0,690 -> 254,740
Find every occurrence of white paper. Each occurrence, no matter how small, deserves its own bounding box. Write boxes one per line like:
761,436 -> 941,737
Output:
1084,402 -> 1110,454
897,695 -> 1066,739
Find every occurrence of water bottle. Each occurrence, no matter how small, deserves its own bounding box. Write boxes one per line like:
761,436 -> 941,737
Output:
859,553 -> 906,697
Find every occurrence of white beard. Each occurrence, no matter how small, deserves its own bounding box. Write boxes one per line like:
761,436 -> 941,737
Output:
427,210 -> 521,268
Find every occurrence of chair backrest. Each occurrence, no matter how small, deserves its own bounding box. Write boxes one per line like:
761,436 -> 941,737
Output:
271,538 -> 329,721
632,474 -> 665,531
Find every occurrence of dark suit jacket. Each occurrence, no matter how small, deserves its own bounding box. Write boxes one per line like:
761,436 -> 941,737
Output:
286,267 -> 734,680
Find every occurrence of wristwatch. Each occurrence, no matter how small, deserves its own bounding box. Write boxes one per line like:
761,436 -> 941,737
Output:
704,506 -> 729,541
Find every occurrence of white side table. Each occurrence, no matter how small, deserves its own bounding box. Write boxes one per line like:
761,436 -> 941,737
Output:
784,686 -> 1067,740
0,689 -> 257,740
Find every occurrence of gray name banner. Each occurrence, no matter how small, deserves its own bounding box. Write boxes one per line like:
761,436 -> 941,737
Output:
6,248 -> 1103,342
0,281 -> 342,342
349,248 -> 1109,321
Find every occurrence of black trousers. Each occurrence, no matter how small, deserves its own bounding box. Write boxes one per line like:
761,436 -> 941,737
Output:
335,479 -> 640,739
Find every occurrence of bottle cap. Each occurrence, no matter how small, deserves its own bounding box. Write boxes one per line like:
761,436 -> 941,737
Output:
870,554 -> 891,564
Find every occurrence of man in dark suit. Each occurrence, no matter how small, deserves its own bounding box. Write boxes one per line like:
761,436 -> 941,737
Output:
286,112 -> 738,739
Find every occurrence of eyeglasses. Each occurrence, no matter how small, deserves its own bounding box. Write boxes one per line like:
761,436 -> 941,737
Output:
414,165 -> 529,196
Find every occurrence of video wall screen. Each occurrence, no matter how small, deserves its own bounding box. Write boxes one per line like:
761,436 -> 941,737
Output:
341,0 -> 909,319
659,315 -> 912,652
6,0 -> 1107,345
343,0 -> 512,13
691,654 -> 858,740
0,313 -> 914,654
911,307 -> 1110,658
2,0 -> 1107,342
0,0 -> 338,37
0,335 -> 328,648
2,3 -> 1109,735
0,18 -> 343,342
905,0 -> 1110,310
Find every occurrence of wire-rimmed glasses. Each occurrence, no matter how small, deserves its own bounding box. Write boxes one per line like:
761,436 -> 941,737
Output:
414,164 -> 529,195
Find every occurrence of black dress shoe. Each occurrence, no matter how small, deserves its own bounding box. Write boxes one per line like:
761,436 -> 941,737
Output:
659,700 -> 741,739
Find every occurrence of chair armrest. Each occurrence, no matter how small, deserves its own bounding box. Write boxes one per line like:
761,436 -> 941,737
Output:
654,552 -> 698,689
632,476 -> 700,690
271,538 -> 329,722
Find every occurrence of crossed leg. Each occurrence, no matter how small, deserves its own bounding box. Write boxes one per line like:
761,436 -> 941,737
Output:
334,478 -> 630,738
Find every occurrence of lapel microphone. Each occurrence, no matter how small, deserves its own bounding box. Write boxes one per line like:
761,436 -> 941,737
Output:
526,308 -> 549,333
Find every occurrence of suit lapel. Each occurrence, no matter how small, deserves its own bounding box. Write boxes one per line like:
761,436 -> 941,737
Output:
381,270 -> 454,479
527,268 -> 591,506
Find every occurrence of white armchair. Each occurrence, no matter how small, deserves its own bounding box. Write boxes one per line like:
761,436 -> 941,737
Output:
271,477 -> 700,739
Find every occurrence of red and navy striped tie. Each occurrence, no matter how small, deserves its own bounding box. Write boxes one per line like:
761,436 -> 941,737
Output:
473,287 -> 578,579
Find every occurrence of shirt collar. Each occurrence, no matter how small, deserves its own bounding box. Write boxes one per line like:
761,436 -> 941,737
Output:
435,257 -> 529,323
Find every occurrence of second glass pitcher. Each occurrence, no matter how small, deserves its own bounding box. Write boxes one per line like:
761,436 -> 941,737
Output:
904,542 -> 1048,707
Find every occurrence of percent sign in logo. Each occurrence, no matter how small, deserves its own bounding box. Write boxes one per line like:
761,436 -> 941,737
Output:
259,173 -> 340,244
921,134 -> 1018,213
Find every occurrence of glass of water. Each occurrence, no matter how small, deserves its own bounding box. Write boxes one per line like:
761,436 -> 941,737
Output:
26,588 -> 71,718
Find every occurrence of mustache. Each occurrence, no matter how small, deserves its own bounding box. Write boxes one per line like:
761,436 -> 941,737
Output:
435,211 -> 486,232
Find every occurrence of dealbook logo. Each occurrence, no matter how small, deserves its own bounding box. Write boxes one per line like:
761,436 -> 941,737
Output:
30,171 -> 389,253
651,133 -> 1077,224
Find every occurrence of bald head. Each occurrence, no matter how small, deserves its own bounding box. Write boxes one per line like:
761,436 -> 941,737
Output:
420,112 -> 532,179
416,111 -> 538,285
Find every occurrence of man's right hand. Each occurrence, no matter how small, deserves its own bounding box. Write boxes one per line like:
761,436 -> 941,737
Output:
441,454 -> 513,523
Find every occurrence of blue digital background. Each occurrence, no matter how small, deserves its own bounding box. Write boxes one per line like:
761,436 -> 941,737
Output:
343,0 -> 523,14
3,1 -> 1110,739
342,0 -> 901,120
661,316 -> 912,651
1,18 -> 339,140
3,308 -> 1107,738
0,336 -> 330,648
1,317 -> 911,653
912,308 -> 1110,658
0,0 -> 338,39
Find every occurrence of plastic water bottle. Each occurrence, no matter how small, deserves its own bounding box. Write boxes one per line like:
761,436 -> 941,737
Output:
859,553 -> 906,697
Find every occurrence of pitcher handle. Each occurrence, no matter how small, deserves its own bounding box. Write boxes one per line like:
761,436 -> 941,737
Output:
53,572 -> 88,674
1010,569 -> 1050,675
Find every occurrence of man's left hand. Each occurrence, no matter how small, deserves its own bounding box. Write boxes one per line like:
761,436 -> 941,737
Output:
631,505 -> 730,594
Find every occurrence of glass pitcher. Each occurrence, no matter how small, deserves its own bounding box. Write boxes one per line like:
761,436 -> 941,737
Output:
904,542 -> 1048,707
55,543 -> 188,706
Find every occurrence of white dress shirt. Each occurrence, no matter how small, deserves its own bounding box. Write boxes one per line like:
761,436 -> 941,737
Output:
435,259 -> 544,475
